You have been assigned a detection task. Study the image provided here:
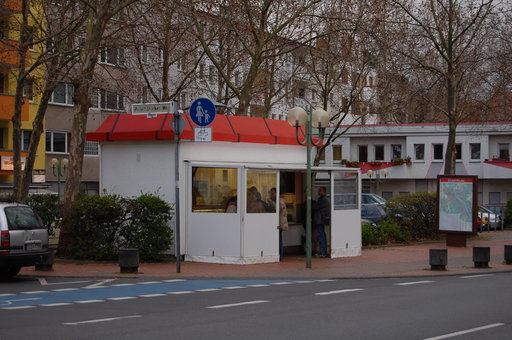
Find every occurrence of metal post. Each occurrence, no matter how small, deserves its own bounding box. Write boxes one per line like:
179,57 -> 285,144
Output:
305,106 -> 312,269
173,109 -> 181,273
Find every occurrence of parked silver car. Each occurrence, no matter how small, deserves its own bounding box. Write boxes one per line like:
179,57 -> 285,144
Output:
0,202 -> 50,278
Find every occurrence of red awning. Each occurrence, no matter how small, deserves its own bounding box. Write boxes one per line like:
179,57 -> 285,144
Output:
87,113 -> 305,146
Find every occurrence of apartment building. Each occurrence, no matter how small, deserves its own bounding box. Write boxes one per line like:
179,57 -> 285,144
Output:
322,122 -> 512,205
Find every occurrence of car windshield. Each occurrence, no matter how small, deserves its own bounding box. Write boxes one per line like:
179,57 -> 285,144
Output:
5,206 -> 44,230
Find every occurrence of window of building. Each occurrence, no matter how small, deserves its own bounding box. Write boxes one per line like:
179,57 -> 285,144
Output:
139,45 -> 149,64
46,131 -> 69,153
84,141 -> 99,155
456,143 -> 462,160
391,144 -> 402,160
209,65 -> 216,83
507,192 -> 512,201
21,130 -> 31,152
246,170 -> 277,214
374,145 -> 384,161
358,145 -> 368,162
433,144 -> 443,160
139,86 -> 150,103
414,144 -> 425,161
470,143 -> 481,160
498,143 -> 509,160
22,78 -> 33,100
0,72 -> 7,93
192,167 -> 238,213
91,89 -> 124,111
99,46 -> 125,67
50,83 -> 74,105
298,87 -> 305,99
489,192 -> 501,204
332,145 -> 342,162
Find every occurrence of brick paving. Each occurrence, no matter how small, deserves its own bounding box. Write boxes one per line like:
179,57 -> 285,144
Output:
20,230 -> 512,280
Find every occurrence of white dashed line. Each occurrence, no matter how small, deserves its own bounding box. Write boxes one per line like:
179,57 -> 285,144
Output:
63,315 -> 142,326
163,279 -> 186,283
139,294 -> 166,298
395,281 -> 434,286
52,288 -> 79,292
315,289 -> 364,296
460,274 -> 494,279
295,280 -> 314,284
108,297 -> 137,301
197,288 -> 221,292
316,279 -> 336,282
168,291 -> 194,295
75,300 -> 104,304
2,306 -> 36,310
20,291 -> 46,294
207,300 -> 270,309
223,286 -> 246,289
40,303 -> 72,307
138,281 -> 160,285
247,284 -> 269,288
0,293 -> 15,297
271,282 -> 293,285
423,323 -> 505,340
111,283 -> 135,287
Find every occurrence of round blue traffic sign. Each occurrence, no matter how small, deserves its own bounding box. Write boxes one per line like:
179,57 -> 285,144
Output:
190,98 -> 216,127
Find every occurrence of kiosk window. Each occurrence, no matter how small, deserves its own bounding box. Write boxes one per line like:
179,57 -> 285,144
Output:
246,170 -> 277,213
192,167 -> 238,213
333,171 -> 358,210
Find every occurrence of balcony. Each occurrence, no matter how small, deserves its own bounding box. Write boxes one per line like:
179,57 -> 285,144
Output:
0,93 -> 29,121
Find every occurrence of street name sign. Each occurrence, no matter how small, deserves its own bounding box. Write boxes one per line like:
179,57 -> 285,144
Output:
132,102 -> 177,117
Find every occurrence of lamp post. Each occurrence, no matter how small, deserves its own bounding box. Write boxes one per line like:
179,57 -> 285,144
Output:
287,106 -> 329,268
50,158 -> 68,199
366,169 -> 389,195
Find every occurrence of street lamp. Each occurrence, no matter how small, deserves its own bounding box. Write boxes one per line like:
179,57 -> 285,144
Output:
366,168 -> 389,195
50,158 -> 68,199
287,106 -> 329,268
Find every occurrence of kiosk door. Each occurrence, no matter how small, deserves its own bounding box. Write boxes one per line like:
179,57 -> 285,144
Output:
243,169 -> 279,260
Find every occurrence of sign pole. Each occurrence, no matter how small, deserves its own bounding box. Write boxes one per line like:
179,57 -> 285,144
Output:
174,107 -> 181,273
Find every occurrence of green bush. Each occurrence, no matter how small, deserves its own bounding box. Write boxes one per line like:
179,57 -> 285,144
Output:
69,194 -> 128,260
119,194 -> 173,262
362,219 -> 408,246
386,192 -> 439,240
23,194 -> 62,236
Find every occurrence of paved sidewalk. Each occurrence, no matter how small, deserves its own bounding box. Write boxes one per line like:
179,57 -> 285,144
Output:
20,230 -> 512,280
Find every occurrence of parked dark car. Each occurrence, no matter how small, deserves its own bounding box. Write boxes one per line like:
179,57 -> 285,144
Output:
361,203 -> 387,223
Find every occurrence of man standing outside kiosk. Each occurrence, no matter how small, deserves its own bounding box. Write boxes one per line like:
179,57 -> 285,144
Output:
313,186 -> 330,257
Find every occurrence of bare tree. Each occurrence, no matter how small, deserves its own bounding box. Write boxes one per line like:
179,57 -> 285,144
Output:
383,0 -> 501,174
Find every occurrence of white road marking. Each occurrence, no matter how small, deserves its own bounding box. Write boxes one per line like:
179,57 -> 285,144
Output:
423,323 -> 505,340
139,294 -> 166,298
52,288 -> 79,292
395,281 -> 434,286
316,279 -> 336,282
2,306 -> 36,310
223,286 -> 246,289
85,279 -> 116,288
111,283 -> 135,287
75,300 -> 104,304
108,297 -> 137,301
0,297 -> 41,306
38,278 -> 90,286
271,282 -> 293,285
20,291 -> 46,294
168,291 -> 193,295
247,284 -> 269,288
295,280 -> 314,284
138,281 -> 160,285
63,315 -> 142,326
460,274 -> 494,279
163,279 -> 186,283
40,303 -> 72,307
207,300 -> 269,309
315,289 -> 364,296
0,293 -> 15,297
197,288 -> 221,292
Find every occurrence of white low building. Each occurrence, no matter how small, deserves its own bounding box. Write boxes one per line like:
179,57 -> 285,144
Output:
88,113 -> 362,264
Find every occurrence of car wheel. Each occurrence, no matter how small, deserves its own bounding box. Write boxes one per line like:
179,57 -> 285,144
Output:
0,265 -> 21,278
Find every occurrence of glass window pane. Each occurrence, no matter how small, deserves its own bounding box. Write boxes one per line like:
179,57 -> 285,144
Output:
414,144 -> 424,160
333,171 -> 358,210
470,143 -> 480,160
392,144 -> 402,160
192,167 -> 238,213
53,132 -> 66,153
332,145 -> 342,161
456,144 -> 462,160
358,145 -> 367,162
246,170 -> 277,213
52,83 -> 66,103
434,144 -> 443,160
66,84 -> 74,104
375,145 -> 384,161
45,132 -> 51,151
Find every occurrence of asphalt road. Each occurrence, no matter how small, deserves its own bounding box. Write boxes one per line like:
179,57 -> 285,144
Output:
1,274 -> 511,339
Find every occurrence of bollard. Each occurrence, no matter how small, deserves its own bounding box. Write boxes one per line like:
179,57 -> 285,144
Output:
119,248 -> 139,273
429,249 -> 447,271
473,246 -> 490,268
35,249 -> 55,271
505,245 -> 512,265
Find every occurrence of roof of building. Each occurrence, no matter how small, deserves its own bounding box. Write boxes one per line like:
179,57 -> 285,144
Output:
87,113 -> 312,146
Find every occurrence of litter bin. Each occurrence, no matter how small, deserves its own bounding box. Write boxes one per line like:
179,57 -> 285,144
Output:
119,248 -> 139,273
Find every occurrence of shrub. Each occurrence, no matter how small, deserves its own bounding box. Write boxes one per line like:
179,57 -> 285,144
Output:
23,194 -> 62,236
362,219 -> 408,246
119,194 -> 173,262
386,192 -> 439,240
505,198 -> 512,228
69,194 -> 128,260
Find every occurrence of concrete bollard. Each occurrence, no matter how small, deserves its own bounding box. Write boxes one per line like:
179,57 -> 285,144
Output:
473,246 -> 490,268
119,248 -> 139,273
429,249 -> 447,271
505,245 -> 512,265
